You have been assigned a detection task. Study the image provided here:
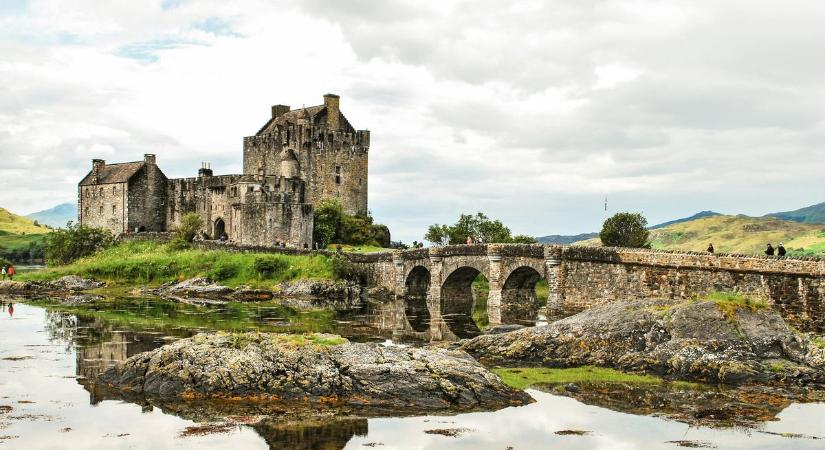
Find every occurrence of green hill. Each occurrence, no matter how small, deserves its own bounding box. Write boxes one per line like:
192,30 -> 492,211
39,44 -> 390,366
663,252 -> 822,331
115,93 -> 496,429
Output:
574,215 -> 825,256
766,202 -> 825,225
0,207 -> 50,263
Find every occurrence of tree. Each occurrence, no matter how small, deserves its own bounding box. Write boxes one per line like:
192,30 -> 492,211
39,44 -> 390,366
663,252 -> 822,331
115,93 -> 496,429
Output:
424,212 -> 535,245
45,221 -> 115,265
511,234 -> 538,244
599,212 -> 650,248
313,199 -> 391,248
174,213 -> 204,243
313,199 -> 343,248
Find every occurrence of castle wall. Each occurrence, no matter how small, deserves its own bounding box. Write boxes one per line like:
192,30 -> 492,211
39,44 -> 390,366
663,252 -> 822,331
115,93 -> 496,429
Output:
126,164 -> 168,232
78,182 -> 128,234
234,202 -> 313,248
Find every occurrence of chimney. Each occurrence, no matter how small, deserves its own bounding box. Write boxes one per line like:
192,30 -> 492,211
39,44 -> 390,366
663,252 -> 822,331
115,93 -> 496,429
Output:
198,162 -> 213,178
92,159 -> 105,183
271,105 -> 290,119
144,154 -> 156,165
323,94 -> 340,130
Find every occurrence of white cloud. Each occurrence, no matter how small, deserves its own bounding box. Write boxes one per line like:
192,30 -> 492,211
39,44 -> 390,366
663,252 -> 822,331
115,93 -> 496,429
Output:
1,0 -> 825,242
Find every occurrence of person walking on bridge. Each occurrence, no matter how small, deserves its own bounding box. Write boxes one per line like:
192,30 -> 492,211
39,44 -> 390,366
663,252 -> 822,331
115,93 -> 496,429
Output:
6,265 -> 15,281
777,243 -> 787,257
707,243 -> 714,254
765,243 -> 775,256
1,265 -> 6,281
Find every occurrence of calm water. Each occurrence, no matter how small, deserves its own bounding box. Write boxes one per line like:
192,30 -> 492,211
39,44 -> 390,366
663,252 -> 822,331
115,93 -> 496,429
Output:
1,298 -> 824,449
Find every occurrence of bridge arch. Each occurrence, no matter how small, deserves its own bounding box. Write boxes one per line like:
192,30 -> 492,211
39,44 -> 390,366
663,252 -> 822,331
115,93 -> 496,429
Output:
440,266 -> 485,338
501,266 -> 544,325
404,266 -> 431,332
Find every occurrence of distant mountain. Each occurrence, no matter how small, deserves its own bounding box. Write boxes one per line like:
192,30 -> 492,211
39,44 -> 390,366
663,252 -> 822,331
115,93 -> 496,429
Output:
573,215 -> 825,256
537,233 -> 598,245
26,203 -> 77,228
537,211 -> 722,245
765,202 -> 825,225
648,210 -> 722,229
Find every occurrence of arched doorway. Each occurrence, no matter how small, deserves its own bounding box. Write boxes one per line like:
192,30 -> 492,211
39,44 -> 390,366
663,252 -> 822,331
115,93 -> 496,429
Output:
440,267 -> 485,338
501,266 -> 544,325
214,218 -> 226,240
404,266 -> 431,332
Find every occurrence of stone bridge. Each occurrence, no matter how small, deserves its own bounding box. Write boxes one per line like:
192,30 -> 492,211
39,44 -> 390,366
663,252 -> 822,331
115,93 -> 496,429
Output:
348,244 -> 825,336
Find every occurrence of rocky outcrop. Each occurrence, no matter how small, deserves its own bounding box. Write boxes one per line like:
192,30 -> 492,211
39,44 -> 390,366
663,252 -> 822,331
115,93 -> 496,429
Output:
275,280 -> 364,309
0,275 -> 105,295
462,298 -> 825,386
146,277 -> 235,300
99,332 -> 531,412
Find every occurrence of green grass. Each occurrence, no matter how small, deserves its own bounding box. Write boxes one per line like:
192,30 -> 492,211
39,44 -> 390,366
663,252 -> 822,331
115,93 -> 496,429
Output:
812,337 -> 825,350
326,243 -> 390,254
493,366 -> 701,390
20,240 -> 335,288
704,291 -> 768,321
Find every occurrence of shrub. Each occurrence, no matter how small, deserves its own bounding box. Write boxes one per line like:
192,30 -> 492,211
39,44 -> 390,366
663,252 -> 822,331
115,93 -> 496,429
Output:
331,254 -> 358,281
174,213 -> 204,244
45,221 -> 115,265
253,256 -> 288,279
209,261 -> 239,281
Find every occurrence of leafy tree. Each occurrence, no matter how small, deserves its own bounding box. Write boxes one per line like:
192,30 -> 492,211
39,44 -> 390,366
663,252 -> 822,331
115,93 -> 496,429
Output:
599,212 -> 650,248
424,212 -> 535,245
313,199 -> 344,248
313,199 -> 391,248
174,213 -> 204,244
45,221 -> 115,265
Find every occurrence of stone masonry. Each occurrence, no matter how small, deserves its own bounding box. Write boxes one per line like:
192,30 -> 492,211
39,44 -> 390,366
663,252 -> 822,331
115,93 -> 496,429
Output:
78,94 -> 370,248
350,244 -> 825,334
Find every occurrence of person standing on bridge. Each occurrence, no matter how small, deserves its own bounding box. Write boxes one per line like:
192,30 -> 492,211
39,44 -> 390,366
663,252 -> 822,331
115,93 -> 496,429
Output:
466,236 -> 474,245
707,243 -> 714,254
1,265 -> 6,281
778,243 -> 787,257
765,243 -> 775,256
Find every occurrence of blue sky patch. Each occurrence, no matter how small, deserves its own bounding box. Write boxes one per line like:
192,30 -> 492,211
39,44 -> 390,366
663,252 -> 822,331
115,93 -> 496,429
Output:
115,38 -> 199,63
193,17 -> 239,37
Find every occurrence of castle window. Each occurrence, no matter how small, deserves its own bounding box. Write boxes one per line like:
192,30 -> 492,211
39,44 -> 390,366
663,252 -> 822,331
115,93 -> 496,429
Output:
113,186 -> 116,194
99,206 -> 103,215
335,175 -> 341,185
335,166 -> 341,174
84,207 -> 89,216
112,205 -> 117,214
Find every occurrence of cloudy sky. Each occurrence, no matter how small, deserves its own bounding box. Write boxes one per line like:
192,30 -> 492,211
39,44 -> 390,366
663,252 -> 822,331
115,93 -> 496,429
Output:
1,0 -> 824,242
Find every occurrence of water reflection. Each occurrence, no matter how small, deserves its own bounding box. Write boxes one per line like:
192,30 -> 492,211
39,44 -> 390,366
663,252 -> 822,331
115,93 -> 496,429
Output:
2,297 -> 825,449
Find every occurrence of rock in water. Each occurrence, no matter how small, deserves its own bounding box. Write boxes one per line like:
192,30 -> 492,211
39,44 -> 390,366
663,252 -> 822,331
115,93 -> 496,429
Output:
462,298 -> 825,386
99,332 -> 531,412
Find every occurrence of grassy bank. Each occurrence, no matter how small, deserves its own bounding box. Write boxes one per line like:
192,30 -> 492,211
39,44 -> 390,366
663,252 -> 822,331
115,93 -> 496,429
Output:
19,240 -> 335,289
493,366 -> 700,390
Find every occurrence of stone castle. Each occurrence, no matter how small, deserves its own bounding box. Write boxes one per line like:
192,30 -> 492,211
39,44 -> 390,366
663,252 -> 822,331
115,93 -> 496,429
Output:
78,94 -> 370,248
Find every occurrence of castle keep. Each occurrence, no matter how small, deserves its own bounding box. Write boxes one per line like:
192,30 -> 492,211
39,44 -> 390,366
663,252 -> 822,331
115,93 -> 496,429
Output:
78,94 -> 370,247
